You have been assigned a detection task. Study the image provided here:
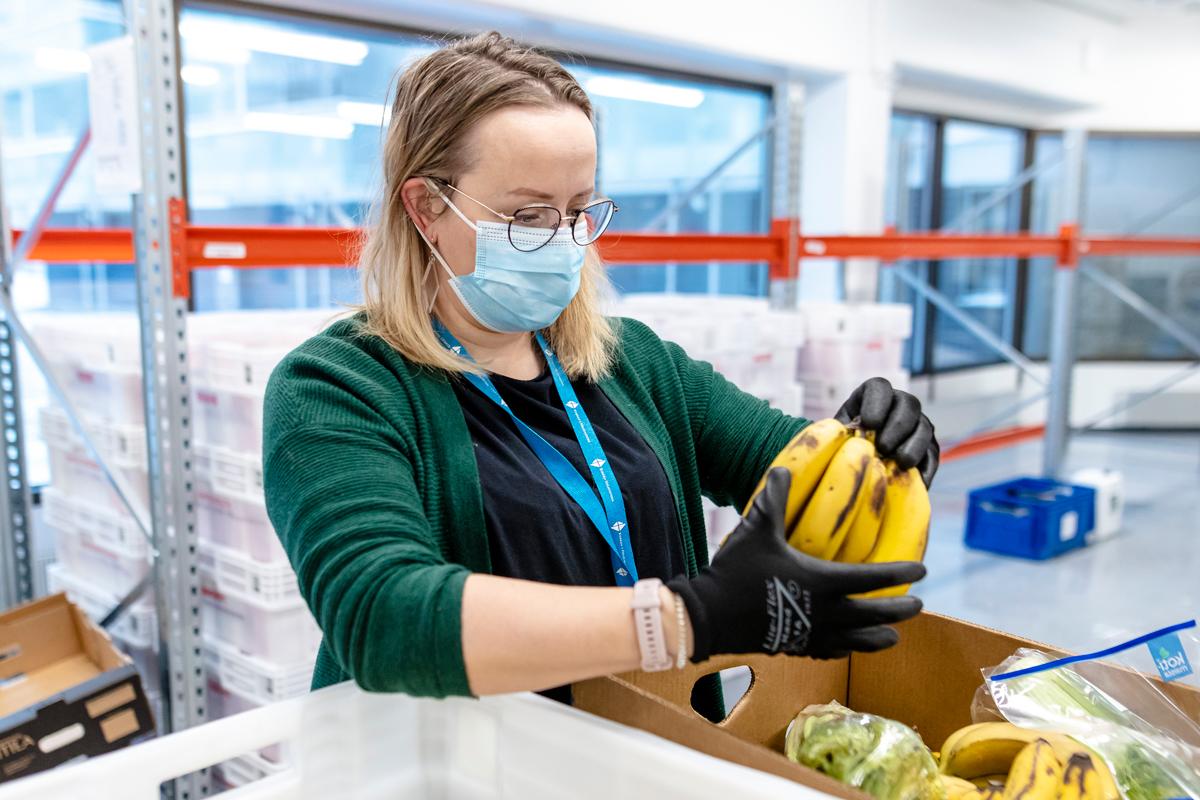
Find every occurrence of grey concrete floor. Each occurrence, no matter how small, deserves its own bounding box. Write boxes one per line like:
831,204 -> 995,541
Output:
919,430 -> 1200,652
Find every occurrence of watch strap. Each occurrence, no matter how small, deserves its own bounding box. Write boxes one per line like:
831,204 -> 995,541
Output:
631,578 -> 672,672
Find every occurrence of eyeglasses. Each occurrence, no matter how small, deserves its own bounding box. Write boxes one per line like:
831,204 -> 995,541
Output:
425,178 -> 619,253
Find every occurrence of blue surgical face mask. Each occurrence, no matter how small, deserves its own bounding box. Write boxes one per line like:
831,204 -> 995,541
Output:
415,193 -> 585,334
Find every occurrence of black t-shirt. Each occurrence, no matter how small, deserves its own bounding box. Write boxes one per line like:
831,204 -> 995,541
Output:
450,361 -> 685,702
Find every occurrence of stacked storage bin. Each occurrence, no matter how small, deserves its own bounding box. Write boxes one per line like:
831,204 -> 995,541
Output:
28,313 -> 165,727
188,311 -> 330,788
794,302 -> 913,419
611,295 -> 808,417
28,310 -> 332,780
608,295 -> 809,556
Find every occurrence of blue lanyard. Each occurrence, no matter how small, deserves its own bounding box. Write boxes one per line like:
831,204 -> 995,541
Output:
434,321 -> 638,586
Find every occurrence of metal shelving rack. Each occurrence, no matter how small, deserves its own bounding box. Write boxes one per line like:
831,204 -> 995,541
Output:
2,4 -> 1200,798
0,0 -> 206,796
0,126 -> 34,611
128,0 -> 208,796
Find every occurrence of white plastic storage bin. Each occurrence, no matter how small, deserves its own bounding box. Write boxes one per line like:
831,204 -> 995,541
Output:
196,485 -> 286,564
42,486 -> 149,557
199,543 -> 321,663
1070,468 -> 1125,541
193,383 -> 266,455
27,313 -> 146,426
189,309 -> 334,390
205,680 -> 291,765
799,301 -> 913,342
795,337 -> 905,381
0,681 -> 814,800
799,370 -> 911,419
701,498 -> 743,560
44,441 -> 151,520
203,638 -> 311,706
50,523 -> 149,598
46,562 -> 157,651
38,405 -> 148,470
194,444 -> 263,503
213,752 -> 285,790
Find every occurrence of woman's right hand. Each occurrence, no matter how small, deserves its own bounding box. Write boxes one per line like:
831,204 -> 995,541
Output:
669,467 -> 926,662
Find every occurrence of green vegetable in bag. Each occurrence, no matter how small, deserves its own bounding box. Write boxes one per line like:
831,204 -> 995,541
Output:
784,702 -> 945,800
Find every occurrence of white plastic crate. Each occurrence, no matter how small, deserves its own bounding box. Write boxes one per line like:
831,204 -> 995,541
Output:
44,440 -> 150,520
0,681 -> 815,800
199,544 -> 321,663
51,523 -> 150,600
193,383 -> 266,455
204,637 -> 311,705
741,381 -> 805,418
702,498 -> 743,560
201,340 -> 293,392
46,562 -> 157,651
799,370 -> 911,419
26,314 -> 146,426
214,752 -> 285,790
194,444 -> 263,504
799,301 -> 913,342
795,337 -> 906,381
26,312 -> 143,368
199,541 -> 299,602
1070,467 -> 1125,541
42,486 -> 149,557
51,361 -> 145,427
189,308 -> 336,391
205,680 -> 291,765
196,485 -> 286,564
38,405 -> 147,470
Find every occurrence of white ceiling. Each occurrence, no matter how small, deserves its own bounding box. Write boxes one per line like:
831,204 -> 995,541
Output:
1034,0 -> 1200,23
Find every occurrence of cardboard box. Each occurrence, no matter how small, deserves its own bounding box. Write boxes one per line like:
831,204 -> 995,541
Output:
0,593 -> 155,783
574,611 -> 1200,799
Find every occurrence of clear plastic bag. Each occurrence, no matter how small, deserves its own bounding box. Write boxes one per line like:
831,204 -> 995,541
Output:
784,701 -> 945,800
977,620 -> 1200,800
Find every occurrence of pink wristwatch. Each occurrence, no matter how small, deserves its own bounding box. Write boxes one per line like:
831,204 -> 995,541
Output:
631,578 -> 672,672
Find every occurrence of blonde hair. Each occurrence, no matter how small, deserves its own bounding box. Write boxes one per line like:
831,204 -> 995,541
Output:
356,31 -> 616,380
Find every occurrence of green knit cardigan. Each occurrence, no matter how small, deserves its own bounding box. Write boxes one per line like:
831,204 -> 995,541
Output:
262,314 -> 808,707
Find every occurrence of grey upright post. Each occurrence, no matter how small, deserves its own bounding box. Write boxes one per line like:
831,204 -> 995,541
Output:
127,0 -> 207,796
769,78 -> 804,309
0,124 -> 34,609
1043,129 -> 1087,478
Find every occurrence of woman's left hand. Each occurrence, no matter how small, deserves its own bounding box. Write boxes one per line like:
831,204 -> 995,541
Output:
835,377 -> 939,488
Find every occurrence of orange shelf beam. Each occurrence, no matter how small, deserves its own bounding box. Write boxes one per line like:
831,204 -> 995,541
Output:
13,225 -> 1200,271
941,424 -> 1046,463
800,233 -> 1066,262
184,224 -> 361,269
1081,236 -> 1200,257
10,228 -> 135,263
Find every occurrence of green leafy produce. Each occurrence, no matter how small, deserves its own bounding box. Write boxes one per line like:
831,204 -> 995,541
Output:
784,702 -> 945,800
990,652 -> 1198,800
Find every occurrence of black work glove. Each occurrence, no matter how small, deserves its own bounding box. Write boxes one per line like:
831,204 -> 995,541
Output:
669,468 -> 925,662
836,376 -> 940,487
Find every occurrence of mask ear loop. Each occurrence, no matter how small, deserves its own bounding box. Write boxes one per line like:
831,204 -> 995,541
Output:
414,224 -> 459,315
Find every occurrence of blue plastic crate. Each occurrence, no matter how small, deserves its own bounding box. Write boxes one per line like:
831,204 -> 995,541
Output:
965,477 -> 1096,560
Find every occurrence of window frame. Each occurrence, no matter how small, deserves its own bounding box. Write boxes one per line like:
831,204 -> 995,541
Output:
180,0 -> 779,303
891,108 -> 1037,377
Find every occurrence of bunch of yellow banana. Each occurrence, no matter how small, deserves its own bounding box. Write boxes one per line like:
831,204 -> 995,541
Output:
742,418 -> 931,594
939,722 -> 1119,800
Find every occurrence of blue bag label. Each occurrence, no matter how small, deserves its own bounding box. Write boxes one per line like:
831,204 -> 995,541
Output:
1148,632 -> 1193,682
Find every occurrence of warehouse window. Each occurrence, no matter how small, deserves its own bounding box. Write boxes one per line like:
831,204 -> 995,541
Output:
179,7 -> 775,308
0,0 -> 132,487
881,111 -> 1030,375
1024,133 -> 1200,361
570,63 -> 773,297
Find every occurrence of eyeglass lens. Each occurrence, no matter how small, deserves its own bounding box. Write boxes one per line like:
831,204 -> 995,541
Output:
507,200 -> 617,252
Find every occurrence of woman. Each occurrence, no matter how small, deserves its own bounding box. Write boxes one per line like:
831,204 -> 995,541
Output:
263,31 -> 938,717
